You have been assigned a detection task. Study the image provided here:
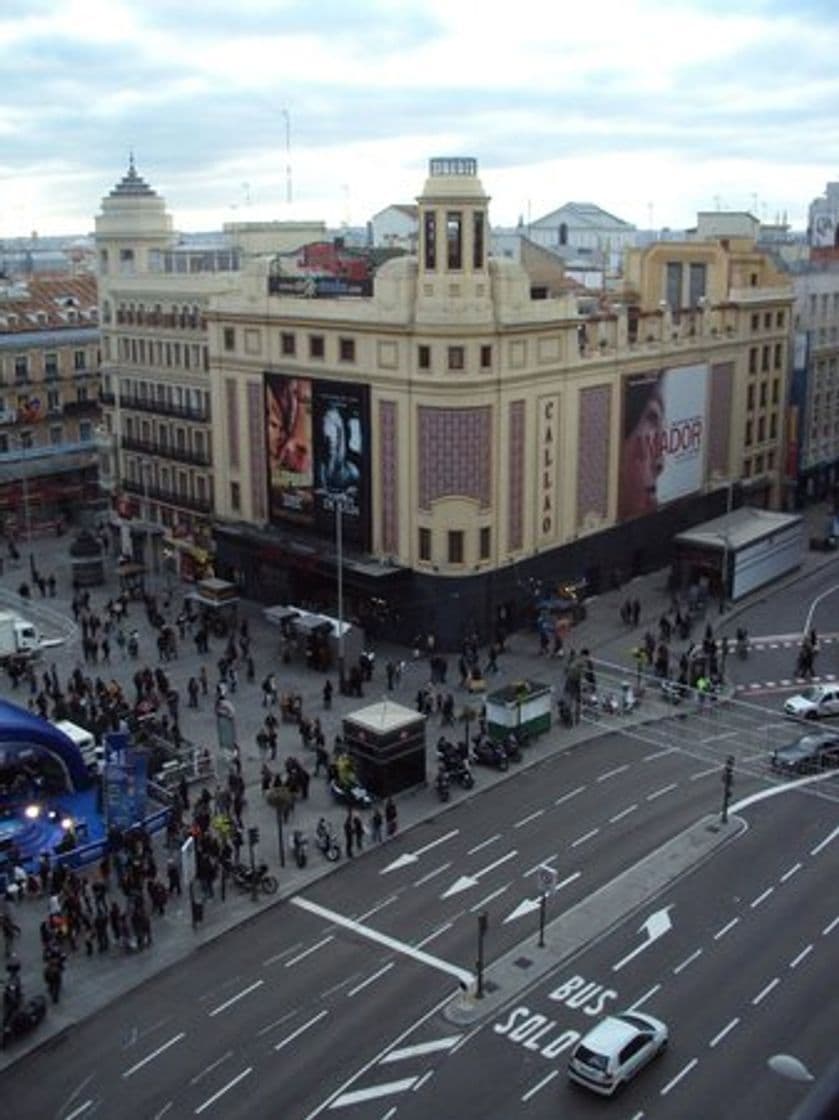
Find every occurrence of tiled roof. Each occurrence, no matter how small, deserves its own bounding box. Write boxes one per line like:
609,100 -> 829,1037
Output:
0,274 -> 99,335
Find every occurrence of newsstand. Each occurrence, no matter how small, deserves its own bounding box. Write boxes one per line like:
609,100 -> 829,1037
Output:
485,680 -> 553,743
342,700 -> 426,798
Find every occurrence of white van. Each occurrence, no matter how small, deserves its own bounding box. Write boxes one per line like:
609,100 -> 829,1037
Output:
55,719 -> 104,774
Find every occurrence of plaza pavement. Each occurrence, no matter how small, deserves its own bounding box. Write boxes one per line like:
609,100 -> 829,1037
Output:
0,503 -> 834,1069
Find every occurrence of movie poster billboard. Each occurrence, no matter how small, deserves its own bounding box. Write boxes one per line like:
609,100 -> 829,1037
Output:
265,373 -> 370,546
618,363 -> 708,522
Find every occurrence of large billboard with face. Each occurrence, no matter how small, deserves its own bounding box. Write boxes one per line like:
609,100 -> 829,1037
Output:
265,373 -> 370,546
618,363 -> 708,522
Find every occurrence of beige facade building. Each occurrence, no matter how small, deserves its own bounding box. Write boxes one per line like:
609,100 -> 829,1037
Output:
207,158 -> 792,645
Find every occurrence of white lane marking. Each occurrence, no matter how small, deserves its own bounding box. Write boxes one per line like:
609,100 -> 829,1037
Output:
790,945 -> 813,969
263,942 -> 304,966
647,782 -> 678,801
752,978 -> 780,1005
822,915 -> 839,935
661,1058 -> 698,1095
209,980 -> 263,1017
555,786 -> 585,805
598,764 -> 630,782
329,1079 -> 419,1108
525,855 -> 556,877
256,1009 -> 298,1038
709,1018 -> 740,1048
153,1104 -> 173,1120
628,984 -> 661,1011
713,918 -> 739,941
285,935 -> 334,967
571,828 -> 599,848
348,963 -> 395,997
414,922 -> 453,949
470,884 -> 510,912
274,1010 -> 329,1052
194,1066 -> 252,1114
514,809 -> 545,829
751,887 -> 774,909
412,862 -> 452,887
609,804 -> 638,823
122,1032 -> 186,1079
303,991 -> 455,1119
382,1036 -> 462,1063
811,824 -> 839,856
411,1071 -> 434,1092
690,766 -> 719,781
357,895 -> 399,922
379,1110 -> 397,1120
780,862 -> 802,883
673,949 -> 702,974
643,748 -> 675,761
65,1104 -> 94,1120
414,830 -> 460,857
467,834 -> 501,855
189,1050 -> 233,1085
292,897 -> 473,986
521,1070 -> 558,1102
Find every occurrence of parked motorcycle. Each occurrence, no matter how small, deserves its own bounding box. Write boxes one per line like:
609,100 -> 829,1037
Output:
471,737 -> 509,771
436,739 -> 475,789
292,829 -> 308,869
2,965 -> 47,1049
231,861 -> 278,894
315,818 -> 341,862
502,734 -> 522,763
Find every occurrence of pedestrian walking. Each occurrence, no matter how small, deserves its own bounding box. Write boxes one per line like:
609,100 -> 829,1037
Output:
371,806 -> 383,844
352,813 -> 364,852
385,797 -> 398,837
343,813 -> 354,859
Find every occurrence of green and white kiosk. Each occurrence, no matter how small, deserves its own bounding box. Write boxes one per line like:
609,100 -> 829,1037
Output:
486,680 -> 553,744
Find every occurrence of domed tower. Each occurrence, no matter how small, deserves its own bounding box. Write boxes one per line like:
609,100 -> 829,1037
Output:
415,157 -> 492,323
94,156 -> 174,280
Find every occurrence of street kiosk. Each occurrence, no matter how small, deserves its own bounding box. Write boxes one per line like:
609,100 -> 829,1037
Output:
342,701 -> 426,798
485,680 -> 553,743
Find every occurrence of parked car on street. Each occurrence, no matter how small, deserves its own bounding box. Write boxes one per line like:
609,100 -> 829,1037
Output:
771,732 -> 839,775
568,1010 -> 668,1097
784,684 -> 839,720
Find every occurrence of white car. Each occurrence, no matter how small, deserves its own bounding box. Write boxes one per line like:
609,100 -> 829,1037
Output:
784,684 -> 839,720
568,1010 -> 668,1096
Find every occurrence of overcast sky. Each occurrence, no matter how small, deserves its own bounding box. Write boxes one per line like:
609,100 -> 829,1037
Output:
1,0 -> 836,238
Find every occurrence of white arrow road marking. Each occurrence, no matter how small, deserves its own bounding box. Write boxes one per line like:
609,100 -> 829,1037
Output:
380,830 -> 460,873
503,872 -> 581,923
292,896 -> 473,986
612,907 -> 673,972
381,1036 -> 462,1063
440,850 -> 518,899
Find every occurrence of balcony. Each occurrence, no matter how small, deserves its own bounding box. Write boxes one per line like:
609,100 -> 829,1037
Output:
118,394 -> 210,422
63,399 -> 101,417
122,476 -> 211,515
99,390 -> 116,406
121,435 -> 211,467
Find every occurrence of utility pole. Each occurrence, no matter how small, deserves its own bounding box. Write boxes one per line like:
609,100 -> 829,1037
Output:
721,755 -> 735,823
476,911 -> 488,998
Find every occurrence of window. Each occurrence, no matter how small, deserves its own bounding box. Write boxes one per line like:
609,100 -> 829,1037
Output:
688,262 -> 707,307
74,350 -> 86,371
772,378 -> 780,405
768,450 -> 776,470
480,345 -> 492,369
309,335 -> 325,359
776,311 -> 785,329
281,332 -> 296,356
447,346 -> 465,371
665,262 -> 683,309
748,348 -> 758,375
119,248 -> 135,275
223,327 -> 235,351
761,345 -> 770,372
743,457 -> 752,477
418,345 -> 431,370
473,212 -> 485,269
447,530 -> 464,564
424,212 -> 436,270
19,431 -> 32,450
755,452 -> 764,472
14,356 -> 27,382
760,382 -> 767,408
774,342 -> 783,369
750,272 -> 758,287
758,416 -> 766,442
764,312 -> 772,329
479,526 -> 490,560
79,421 -> 92,442
47,389 -> 60,412
751,313 -> 759,331
418,527 -> 431,562
747,384 -> 755,410
770,412 -> 778,439
49,425 -> 62,445
446,212 -> 462,270
230,481 -> 241,511
45,353 -> 58,379
339,338 -> 355,363
745,419 -> 753,446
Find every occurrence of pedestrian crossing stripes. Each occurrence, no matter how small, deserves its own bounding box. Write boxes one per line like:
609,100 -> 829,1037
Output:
735,672 -> 836,693
329,1033 -> 462,1109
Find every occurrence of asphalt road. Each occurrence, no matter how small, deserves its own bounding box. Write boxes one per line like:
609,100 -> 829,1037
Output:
5,693 -> 832,1119
398,786 -> 839,1120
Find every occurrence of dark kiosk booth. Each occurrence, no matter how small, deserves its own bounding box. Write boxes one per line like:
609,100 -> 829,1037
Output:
342,701 -> 426,798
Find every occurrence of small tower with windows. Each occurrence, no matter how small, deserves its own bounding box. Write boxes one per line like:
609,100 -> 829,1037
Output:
415,157 -> 492,322
94,156 -> 174,281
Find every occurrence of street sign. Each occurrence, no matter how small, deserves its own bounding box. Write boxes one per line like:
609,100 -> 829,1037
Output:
538,864 -> 558,895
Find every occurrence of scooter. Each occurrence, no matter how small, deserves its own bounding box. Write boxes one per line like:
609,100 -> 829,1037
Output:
231,862 -> 278,894
315,819 -> 341,862
2,967 -> 47,1049
292,829 -> 308,869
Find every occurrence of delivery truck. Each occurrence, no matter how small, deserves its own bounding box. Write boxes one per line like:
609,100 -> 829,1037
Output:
0,609 -> 43,663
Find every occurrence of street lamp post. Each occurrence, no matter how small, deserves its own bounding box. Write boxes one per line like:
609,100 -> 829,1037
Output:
336,496 -> 345,692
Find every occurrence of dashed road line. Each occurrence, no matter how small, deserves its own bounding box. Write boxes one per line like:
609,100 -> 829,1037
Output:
713,917 -> 739,941
122,1032 -> 186,1079
413,862 -> 452,887
647,782 -> 678,801
274,1010 -> 329,1051
790,945 -> 813,969
514,809 -> 545,829
609,804 -> 638,823
555,786 -> 585,806
597,764 -> 630,782
347,963 -> 395,997
750,887 -> 774,909
661,1058 -> 698,1096
467,834 -> 501,855
195,1067 -> 252,1115
521,1070 -> 558,1102
709,1018 -> 740,1048
285,936 -> 334,967
752,978 -> 780,1005
209,979 -> 263,1017
571,828 -> 599,848
673,948 -> 702,974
